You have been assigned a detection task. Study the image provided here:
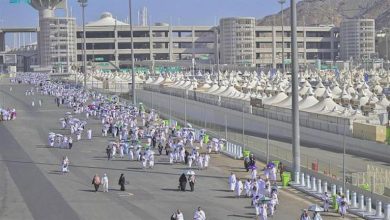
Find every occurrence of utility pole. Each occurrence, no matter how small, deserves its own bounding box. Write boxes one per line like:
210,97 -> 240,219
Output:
291,0 -> 301,182
279,0 -> 286,74
129,0 -> 136,105
78,0 -> 88,90
216,27 -> 220,86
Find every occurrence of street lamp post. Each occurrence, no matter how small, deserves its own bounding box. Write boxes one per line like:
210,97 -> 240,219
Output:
278,0 -> 286,74
78,0 -> 88,90
266,111 -> 270,164
129,0 -> 136,105
185,89 -> 188,126
291,0 -> 301,182
216,27 -> 220,86
342,121 -> 347,190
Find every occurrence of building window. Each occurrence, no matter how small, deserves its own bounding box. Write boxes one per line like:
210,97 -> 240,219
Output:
194,31 -> 214,38
78,31 -> 115,38
306,31 -> 331,38
153,53 -> 169,60
256,31 -> 272,37
257,42 -> 273,48
152,31 -> 168,37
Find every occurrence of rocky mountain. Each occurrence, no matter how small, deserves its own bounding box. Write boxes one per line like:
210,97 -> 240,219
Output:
257,0 -> 390,30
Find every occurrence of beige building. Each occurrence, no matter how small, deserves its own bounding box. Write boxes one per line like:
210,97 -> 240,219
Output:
76,12 -> 216,70
340,19 -> 375,60
219,17 -> 256,67
218,17 -> 339,69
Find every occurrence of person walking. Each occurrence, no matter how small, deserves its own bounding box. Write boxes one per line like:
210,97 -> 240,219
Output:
179,173 -> 187,191
322,192 -> 330,212
92,174 -> 101,192
118,173 -> 126,191
171,209 -> 184,220
228,172 -> 236,191
300,209 -> 311,220
106,145 -> 112,160
193,207 -> 206,220
188,174 -> 196,192
278,162 -> 285,181
312,211 -> 322,220
68,137 -> 73,149
102,173 -> 109,192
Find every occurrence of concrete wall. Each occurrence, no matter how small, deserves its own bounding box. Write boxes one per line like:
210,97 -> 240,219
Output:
137,89 -> 390,163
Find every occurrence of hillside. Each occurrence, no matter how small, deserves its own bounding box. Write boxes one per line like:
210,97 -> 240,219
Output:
257,0 -> 390,30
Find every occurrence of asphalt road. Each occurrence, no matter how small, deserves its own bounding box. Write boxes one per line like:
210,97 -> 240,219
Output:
0,79 -> 361,220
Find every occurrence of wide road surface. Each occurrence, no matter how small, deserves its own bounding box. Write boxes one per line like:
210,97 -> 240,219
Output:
0,78 -> 361,220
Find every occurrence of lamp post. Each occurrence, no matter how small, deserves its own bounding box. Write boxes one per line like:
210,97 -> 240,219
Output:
78,0 -> 88,90
342,121 -> 346,190
266,111 -> 270,164
278,0 -> 286,74
129,0 -> 136,105
291,0 -> 301,182
215,27 -> 220,86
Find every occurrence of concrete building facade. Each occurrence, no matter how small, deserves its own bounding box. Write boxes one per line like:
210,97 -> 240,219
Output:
218,17 -> 339,69
340,19 -> 375,60
219,17 -> 256,67
39,16 -> 76,72
76,12 -> 216,70
4,13 -> 342,72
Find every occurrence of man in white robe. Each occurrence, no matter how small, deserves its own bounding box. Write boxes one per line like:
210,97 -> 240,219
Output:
87,129 -> 92,140
235,178 -> 243,198
193,207 -> 206,220
204,153 -> 210,169
102,173 -> 109,192
229,173 -> 236,191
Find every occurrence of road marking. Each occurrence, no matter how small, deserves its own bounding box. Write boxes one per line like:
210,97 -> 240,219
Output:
118,192 -> 133,197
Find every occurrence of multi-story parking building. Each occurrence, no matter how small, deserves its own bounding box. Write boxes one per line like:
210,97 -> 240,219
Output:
3,12 -> 342,72
76,12 -> 216,70
75,13 -> 340,71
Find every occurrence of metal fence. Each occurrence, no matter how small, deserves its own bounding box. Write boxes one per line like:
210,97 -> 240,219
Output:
352,165 -> 390,195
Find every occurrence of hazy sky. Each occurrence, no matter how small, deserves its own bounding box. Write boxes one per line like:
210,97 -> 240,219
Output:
0,0 -> 288,48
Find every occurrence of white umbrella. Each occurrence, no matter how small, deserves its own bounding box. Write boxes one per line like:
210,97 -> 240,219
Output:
308,204 -> 324,212
186,170 -> 195,175
212,138 -> 219,142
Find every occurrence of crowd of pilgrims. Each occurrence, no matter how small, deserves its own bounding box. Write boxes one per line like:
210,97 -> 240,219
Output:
12,73 -> 346,220
13,73 -> 215,181
0,107 -> 16,121
10,73 -> 351,220
229,155 -> 280,220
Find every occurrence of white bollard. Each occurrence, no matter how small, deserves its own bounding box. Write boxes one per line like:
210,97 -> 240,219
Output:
359,194 -> 365,210
295,172 -> 300,184
345,190 -> 350,203
366,197 -> 372,213
306,175 -> 311,189
331,184 -> 337,195
376,201 -> 382,217
339,186 -> 343,196
323,181 -> 328,194
317,179 -> 322,193
311,177 -> 316,191
351,192 -> 357,208
385,203 -> 390,220
301,173 -> 305,187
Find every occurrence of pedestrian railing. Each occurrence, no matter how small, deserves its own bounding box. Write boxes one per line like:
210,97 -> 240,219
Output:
223,142 -> 243,159
289,171 -> 390,220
